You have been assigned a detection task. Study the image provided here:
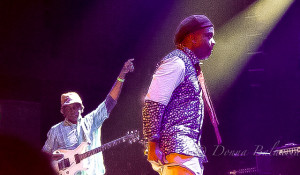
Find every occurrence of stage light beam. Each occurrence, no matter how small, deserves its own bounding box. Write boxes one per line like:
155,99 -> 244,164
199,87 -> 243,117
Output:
203,0 -> 294,98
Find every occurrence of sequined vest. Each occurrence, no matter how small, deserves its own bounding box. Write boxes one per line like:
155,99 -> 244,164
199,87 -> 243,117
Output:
159,49 -> 206,159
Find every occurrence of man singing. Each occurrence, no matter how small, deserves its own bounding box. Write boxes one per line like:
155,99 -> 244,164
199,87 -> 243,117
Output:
142,15 -> 221,175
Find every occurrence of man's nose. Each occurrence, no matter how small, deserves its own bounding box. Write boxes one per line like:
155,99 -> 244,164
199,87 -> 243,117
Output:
211,38 -> 216,46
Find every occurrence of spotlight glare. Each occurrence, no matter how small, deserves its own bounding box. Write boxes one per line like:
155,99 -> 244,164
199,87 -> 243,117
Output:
204,0 -> 294,98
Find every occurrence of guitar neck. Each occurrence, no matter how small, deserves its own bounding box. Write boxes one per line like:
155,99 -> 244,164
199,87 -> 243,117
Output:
80,136 -> 127,160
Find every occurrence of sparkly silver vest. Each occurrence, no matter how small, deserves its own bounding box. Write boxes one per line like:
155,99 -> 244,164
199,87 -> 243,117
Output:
157,49 -> 205,159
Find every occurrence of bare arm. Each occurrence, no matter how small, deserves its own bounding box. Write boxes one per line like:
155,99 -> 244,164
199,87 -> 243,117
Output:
109,58 -> 134,101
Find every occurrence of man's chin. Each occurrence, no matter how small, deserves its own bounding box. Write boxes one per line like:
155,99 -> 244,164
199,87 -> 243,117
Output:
67,115 -> 79,121
199,54 -> 210,60
204,50 -> 213,60
196,51 -> 212,60
200,57 -> 209,61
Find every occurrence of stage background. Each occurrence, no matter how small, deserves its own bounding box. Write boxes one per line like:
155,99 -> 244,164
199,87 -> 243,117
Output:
0,0 -> 299,174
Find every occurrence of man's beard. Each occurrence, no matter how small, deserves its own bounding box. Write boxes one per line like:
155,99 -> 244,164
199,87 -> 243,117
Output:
195,48 -> 212,60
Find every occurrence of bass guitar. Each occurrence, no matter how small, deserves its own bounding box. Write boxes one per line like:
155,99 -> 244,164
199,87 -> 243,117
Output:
52,130 -> 139,175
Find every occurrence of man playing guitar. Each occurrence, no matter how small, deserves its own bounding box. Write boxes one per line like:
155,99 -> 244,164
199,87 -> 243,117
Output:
42,59 -> 134,175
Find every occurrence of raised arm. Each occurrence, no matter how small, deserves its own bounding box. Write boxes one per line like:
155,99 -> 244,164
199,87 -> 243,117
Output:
109,58 -> 134,101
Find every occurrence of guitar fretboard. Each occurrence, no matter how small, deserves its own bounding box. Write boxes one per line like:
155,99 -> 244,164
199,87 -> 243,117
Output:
79,136 -> 129,160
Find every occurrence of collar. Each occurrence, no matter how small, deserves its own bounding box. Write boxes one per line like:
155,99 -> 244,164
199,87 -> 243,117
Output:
63,117 -> 81,126
176,44 -> 200,66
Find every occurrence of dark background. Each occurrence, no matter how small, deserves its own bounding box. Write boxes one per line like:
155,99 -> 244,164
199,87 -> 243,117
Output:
0,0 -> 299,174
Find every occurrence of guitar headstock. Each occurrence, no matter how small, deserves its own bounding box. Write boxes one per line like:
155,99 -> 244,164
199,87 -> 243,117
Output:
126,130 -> 140,144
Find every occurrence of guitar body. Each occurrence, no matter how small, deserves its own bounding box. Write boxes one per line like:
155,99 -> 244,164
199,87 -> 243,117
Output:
51,130 -> 139,175
52,142 -> 88,175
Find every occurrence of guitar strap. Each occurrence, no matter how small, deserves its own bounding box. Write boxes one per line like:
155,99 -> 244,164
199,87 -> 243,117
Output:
196,65 -> 222,144
177,44 -> 222,145
77,118 -> 91,144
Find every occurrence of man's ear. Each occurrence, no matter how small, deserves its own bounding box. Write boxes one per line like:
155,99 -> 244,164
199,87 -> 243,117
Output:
189,33 -> 197,45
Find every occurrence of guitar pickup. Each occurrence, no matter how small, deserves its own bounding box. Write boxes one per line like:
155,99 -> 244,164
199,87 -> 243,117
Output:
74,154 -> 81,164
58,158 -> 71,170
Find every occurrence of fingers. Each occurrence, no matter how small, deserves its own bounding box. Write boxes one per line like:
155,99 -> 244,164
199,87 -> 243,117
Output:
120,58 -> 135,75
125,58 -> 134,72
129,63 -> 134,72
128,58 -> 134,62
124,58 -> 134,66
